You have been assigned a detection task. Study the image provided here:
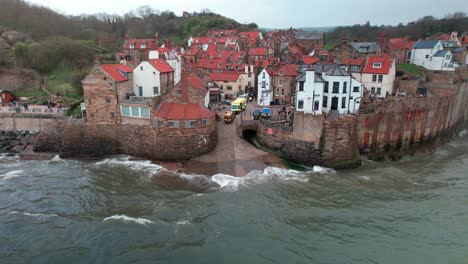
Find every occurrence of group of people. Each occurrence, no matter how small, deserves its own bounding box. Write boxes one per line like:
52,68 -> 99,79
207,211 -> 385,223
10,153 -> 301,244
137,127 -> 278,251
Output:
43,98 -> 63,112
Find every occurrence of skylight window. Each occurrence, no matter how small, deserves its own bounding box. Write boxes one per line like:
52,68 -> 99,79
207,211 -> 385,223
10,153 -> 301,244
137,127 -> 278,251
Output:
372,62 -> 382,68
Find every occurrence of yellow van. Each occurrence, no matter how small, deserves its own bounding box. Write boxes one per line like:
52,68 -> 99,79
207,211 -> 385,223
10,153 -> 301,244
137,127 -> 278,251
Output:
230,98 -> 247,113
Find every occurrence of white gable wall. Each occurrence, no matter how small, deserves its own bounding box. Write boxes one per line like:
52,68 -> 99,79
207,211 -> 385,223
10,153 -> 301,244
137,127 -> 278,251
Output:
133,61 -> 161,97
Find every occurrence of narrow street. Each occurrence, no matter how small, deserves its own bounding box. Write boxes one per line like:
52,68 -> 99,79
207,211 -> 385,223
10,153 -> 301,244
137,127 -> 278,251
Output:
188,100 -> 286,176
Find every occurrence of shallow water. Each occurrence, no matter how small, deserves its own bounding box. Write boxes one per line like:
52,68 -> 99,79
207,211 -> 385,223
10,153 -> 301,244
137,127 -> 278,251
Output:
0,127 -> 467,263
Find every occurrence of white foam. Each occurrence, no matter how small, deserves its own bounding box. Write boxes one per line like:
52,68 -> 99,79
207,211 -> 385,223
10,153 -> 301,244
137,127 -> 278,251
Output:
0,170 -> 24,180
8,211 -> 58,223
50,155 -> 64,162
211,167 -> 308,192
0,154 -> 19,161
176,219 -> 191,225
312,166 -> 336,174
358,176 -> 371,181
459,130 -> 467,137
103,214 -> 154,225
95,156 -> 163,175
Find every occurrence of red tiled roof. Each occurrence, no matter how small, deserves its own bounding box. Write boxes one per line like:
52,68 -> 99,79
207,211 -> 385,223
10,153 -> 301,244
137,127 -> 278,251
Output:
272,64 -> 298,76
149,59 -> 174,73
184,46 -> 200,56
249,48 -> 267,56
209,30 -> 238,37
288,45 -> 303,55
388,38 -> 412,50
124,39 -> 158,50
186,73 -> 207,94
220,51 -> 234,58
363,56 -> 392,74
239,31 -> 261,39
101,64 -> 132,82
459,37 -> 468,45
204,58 -> 228,70
192,37 -> 216,45
197,58 -> 208,68
209,72 -> 241,82
302,56 -> 319,65
255,60 -> 271,68
207,43 -> 217,52
155,102 -> 214,120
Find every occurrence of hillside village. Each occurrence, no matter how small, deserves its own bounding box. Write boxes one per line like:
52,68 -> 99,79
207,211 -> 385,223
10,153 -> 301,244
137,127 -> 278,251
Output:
1,9 -> 468,167
78,27 -> 468,128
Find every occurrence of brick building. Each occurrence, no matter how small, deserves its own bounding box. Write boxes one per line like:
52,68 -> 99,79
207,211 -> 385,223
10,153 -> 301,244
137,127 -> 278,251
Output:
123,34 -> 159,66
82,63 -> 133,124
271,64 -> 299,105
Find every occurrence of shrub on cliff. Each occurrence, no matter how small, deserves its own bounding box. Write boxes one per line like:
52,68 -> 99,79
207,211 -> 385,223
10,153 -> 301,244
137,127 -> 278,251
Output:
13,37 -> 102,74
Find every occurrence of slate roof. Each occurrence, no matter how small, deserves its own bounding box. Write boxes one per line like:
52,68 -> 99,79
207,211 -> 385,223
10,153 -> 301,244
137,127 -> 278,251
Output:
296,72 -> 324,82
314,64 -> 350,76
433,50 -> 449,57
412,40 -> 440,49
350,42 -> 379,53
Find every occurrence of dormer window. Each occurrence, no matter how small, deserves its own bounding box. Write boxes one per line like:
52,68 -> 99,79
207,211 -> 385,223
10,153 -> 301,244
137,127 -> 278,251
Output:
129,44 -> 135,49
372,62 -> 382,68
279,71 -> 284,75
141,44 -> 146,49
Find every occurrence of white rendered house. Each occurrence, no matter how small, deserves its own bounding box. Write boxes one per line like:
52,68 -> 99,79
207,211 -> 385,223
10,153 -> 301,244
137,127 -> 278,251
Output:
133,59 -> 174,97
409,40 -> 456,71
257,68 -> 273,106
296,64 -> 364,115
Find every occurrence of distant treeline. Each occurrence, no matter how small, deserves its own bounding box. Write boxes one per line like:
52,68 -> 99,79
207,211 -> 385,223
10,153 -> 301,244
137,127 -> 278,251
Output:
325,13 -> 468,44
0,0 -> 257,50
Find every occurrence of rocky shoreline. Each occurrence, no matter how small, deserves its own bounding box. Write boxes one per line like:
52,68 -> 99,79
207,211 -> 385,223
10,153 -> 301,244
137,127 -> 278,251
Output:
0,130 -> 37,153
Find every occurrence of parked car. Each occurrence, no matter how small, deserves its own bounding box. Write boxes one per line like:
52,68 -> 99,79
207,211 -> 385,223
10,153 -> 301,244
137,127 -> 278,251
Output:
261,108 -> 271,120
252,109 -> 262,120
223,99 -> 231,105
223,111 -> 236,124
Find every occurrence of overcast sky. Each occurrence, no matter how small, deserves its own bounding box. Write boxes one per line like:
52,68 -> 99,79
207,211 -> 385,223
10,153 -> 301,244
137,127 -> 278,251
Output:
26,0 -> 468,28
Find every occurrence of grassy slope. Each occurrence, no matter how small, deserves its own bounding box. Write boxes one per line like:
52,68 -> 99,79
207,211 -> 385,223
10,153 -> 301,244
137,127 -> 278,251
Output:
397,64 -> 423,76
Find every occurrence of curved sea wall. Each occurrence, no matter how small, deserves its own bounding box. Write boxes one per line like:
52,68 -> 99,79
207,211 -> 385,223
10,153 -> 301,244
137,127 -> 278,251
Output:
256,113 -> 361,169
34,122 -> 217,161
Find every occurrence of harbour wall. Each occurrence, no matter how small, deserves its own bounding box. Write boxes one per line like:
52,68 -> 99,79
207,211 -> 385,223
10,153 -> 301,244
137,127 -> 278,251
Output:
253,83 -> 468,168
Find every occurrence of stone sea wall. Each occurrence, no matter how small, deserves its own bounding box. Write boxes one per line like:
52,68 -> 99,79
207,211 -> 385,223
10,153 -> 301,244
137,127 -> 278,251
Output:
0,113 -> 64,132
34,122 -> 217,161
254,83 -> 468,168
357,83 -> 468,158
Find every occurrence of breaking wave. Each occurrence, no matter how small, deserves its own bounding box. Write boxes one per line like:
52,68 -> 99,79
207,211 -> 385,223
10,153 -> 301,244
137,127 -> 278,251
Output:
103,214 -> 154,225
8,211 -> 58,224
95,156 -> 164,175
0,170 -> 24,181
0,153 -> 19,161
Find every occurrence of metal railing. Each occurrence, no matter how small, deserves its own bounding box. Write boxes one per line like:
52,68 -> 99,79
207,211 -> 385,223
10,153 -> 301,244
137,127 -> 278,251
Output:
0,105 -> 68,115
